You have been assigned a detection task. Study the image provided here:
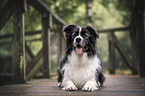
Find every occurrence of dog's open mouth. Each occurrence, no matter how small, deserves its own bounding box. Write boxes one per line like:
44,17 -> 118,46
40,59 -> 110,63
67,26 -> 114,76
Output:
74,44 -> 84,54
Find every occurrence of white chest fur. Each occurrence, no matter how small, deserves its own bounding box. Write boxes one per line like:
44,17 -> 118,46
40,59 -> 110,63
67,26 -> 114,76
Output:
62,51 -> 101,89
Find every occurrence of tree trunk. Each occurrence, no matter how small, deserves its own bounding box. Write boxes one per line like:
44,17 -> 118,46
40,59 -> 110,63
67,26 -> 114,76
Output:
86,0 -> 93,25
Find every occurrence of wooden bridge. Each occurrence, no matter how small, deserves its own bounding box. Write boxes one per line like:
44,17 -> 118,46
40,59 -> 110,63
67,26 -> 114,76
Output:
0,75 -> 145,96
0,0 -> 66,83
0,0 -> 145,95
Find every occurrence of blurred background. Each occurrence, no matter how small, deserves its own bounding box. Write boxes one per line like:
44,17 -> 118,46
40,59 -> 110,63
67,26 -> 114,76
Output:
0,0 -> 144,84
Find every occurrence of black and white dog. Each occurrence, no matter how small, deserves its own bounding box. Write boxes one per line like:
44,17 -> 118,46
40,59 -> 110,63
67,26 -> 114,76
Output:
58,24 -> 105,91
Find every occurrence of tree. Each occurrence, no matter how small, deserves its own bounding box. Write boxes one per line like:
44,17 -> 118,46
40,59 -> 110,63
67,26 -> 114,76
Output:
86,0 -> 93,25
44,0 -> 85,24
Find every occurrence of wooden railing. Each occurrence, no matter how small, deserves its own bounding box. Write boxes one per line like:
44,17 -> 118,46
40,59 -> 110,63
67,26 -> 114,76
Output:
0,0 -> 139,84
26,0 -> 66,80
98,27 -> 138,75
0,0 -> 66,83
1,26 -> 138,78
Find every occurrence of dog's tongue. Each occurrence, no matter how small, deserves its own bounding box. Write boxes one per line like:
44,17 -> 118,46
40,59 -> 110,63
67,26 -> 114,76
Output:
75,47 -> 83,54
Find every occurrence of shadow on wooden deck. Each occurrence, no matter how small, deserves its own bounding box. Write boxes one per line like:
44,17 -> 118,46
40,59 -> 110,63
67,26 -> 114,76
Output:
0,75 -> 145,96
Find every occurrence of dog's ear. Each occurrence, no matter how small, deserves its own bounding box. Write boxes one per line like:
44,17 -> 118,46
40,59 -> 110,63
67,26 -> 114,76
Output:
85,25 -> 99,38
62,24 -> 77,33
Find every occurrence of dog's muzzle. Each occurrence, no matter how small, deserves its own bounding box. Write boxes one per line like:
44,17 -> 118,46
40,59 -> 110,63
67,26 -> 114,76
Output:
73,37 -> 86,54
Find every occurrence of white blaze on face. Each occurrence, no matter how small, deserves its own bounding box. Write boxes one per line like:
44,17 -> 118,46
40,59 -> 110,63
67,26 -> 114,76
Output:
74,27 -> 83,41
78,27 -> 82,36
74,27 -> 84,54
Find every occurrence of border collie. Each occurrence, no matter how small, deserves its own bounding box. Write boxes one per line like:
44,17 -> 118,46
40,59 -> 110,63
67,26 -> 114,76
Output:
58,24 -> 105,91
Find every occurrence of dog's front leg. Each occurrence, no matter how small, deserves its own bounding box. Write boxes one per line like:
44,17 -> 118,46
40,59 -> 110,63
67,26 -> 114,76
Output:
82,81 -> 99,91
62,80 -> 78,91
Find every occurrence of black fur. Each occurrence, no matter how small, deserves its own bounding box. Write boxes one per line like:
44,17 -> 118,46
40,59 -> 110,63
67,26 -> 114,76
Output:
58,24 -> 105,88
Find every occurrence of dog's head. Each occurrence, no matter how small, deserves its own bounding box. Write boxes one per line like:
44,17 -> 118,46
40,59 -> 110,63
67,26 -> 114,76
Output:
63,24 -> 99,56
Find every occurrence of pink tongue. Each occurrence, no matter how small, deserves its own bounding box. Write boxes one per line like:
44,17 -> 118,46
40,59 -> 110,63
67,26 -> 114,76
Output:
75,47 -> 83,54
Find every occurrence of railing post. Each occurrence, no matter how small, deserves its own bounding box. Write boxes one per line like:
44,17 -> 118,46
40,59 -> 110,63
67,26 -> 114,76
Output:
107,31 -> 115,74
12,0 -> 26,83
42,12 -> 51,78
48,13 -> 52,76
57,24 -> 63,66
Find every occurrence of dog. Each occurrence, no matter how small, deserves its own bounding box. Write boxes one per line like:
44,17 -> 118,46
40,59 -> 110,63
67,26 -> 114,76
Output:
58,24 -> 105,91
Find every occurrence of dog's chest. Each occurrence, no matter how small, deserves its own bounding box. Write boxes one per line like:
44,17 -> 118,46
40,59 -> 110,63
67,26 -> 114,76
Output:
65,64 -> 95,84
63,51 -> 99,88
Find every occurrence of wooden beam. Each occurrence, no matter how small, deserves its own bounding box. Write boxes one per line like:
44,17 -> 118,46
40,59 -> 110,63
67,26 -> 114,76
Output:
26,50 -> 42,75
134,0 -> 145,77
22,0 -> 27,12
26,50 -> 42,80
0,0 -> 13,30
0,28 -> 58,39
12,0 -> 26,83
112,33 -> 138,74
0,27 -> 128,40
98,27 -> 129,33
41,12 -> 52,78
57,24 -> 63,66
25,42 -> 34,59
48,13 -> 52,75
107,31 -> 115,74
27,0 -> 66,25
26,57 -> 42,80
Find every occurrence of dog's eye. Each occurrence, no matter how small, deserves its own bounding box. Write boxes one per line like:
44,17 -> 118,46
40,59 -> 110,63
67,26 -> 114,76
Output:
82,33 -> 89,40
72,33 -> 76,38
84,33 -> 89,38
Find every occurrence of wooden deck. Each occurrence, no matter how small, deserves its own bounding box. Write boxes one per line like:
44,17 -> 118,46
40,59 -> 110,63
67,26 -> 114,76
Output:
0,75 -> 145,96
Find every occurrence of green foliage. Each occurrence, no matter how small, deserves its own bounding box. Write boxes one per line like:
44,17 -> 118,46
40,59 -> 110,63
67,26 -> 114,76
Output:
44,0 -> 85,23
0,16 -> 13,34
24,6 -> 42,31
100,0 -> 136,26
0,0 -> 133,74
97,34 -> 108,72
67,0 -> 124,29
115,32 -> 132,70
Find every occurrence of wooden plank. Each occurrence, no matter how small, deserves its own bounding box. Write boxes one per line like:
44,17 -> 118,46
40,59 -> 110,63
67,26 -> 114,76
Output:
0,28 -> 58,39
26,57 -> 42,80
57,24 -> 63,66
22,8 -> 26,81
22,0 -> 27,12
130,0 -> 145,77
112,33 -> 138,74
26,50 -> 42,75
48,13 -> 52,75
12,0 -> 26,83
107,31 -> 115,74
27,0 -> 66,25
0,27 -> 128,39
0,0 -> 13,30
41,12 -> 51,78
0,73 -> 13,85
138,2 -> 145,77
25,42 -> 34,59
1,75 -> 145,95
98,27 -> 129,33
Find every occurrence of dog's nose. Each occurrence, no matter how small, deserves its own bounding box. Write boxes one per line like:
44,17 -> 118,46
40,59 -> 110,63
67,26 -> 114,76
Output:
76,37 -> 82,42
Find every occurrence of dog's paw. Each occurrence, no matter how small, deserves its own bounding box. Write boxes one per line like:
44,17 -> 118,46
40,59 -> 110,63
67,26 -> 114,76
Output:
82,81 -> 99,91
62,80 -> 78,91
